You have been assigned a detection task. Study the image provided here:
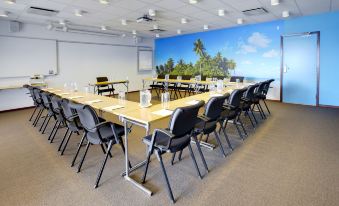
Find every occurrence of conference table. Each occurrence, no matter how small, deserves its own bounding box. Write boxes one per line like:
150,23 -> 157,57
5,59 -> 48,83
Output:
89,80 -> 129,94
42,82 -> 248,196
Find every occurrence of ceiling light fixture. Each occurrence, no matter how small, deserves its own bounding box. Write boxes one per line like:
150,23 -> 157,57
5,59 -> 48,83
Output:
189,0 -> 198,4
46,23 -> 53,30
153,24 -> 158,30
74,9 -> 83,17
271,0 -> 280,6
99,0 -> 109,4
0,10 -> 9,17
148,9 -> 156,17
132,30 -> 137,35
181,18 -> 187,24
177,29 -> 181,34
121,19 -> 127,25
101,25 -> 107,31
218,9 -> 225,16
155,33 -> 160,38
62,25 -> 68,32
203,25 -> 209,30
4,0 -> 16,4
237,18 -> 243,24
59,19 -> 66,25
282,10 -> 290,18
121,33 -> 126,37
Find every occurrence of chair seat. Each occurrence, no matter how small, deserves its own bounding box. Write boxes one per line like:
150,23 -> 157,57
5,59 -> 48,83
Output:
143,131 -> 190,153
194,116 -> 217,135
87,123 -> 124,145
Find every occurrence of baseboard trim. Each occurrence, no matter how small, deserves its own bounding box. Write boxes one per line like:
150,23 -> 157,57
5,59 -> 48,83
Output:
0,106 -> 35,113
319,104 -> 339,109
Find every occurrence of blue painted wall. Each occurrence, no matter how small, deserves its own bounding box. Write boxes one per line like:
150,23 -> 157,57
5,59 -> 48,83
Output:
155,11 -> 339,106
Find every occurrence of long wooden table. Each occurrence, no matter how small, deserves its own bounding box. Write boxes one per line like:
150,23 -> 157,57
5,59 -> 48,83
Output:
42,83 -> 247,196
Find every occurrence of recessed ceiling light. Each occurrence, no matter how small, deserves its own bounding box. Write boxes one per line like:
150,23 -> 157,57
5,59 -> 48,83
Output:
271,0 -> 280,6
132,30 -> 137,35
218,9 -> 225,16
203,25 -> 209,30
153,24 -> 158,30
155,34 -> 160,38
177,29 -> 181,34
121,19 -> 127,25
46,23 -> 53,30
4,0 -> 16,4
189,0 -> 198,4
74,9 -> 83,17
121,33 -> 126,38
282,10 -> 290,18
148,9 -> 156,17
0,10 -> 9,17
181,18 -> 187,24
101,25 -> 107,31
62,26 -> 68,32
237,18 -> 243,25
59,19 -> 66,25
99,0 -> 109,4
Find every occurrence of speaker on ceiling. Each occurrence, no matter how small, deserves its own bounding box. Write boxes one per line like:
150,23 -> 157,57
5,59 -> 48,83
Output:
9,21 -> 21,33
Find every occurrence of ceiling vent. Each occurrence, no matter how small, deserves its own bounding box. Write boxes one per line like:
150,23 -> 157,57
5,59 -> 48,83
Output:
242,7 -> 268,16
149,28 -> 165,33
27,6 -> 59,16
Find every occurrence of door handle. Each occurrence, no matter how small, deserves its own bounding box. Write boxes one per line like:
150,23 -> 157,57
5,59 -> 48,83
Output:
283,65 -> 289,73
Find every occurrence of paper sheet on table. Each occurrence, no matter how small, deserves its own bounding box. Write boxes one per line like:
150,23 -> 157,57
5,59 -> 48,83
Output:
152,109 -> 173,116
53,89 -> 62,92
186,100 -> 200,105
210,93 -> 223,97
85,99 -> 103,104
102,105 -> 124,111
69,96 -> 84,99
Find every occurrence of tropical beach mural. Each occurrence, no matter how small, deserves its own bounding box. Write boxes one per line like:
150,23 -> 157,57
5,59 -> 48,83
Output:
155,20 -> 282,79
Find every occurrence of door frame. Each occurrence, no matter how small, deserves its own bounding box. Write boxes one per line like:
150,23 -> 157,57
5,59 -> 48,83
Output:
280,31 -> 320,106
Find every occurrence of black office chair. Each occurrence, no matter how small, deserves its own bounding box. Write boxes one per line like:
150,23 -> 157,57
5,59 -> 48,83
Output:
179,75 -> 192,97
257,79 -> 275,114
168,75 -> 179,99
32,88 -> 45,127
48,95 -> 66,143
71,103 -> 128,188
219,88 -> 248,140
57,99 -> 83,155
253,82 -> 267,119
25,85 -> 39,122
96,76 -> 114,96
240,84 -> 259,127
39,92 -> 57,134
141,101 -> 205,203
150,74 -> 165,98
230,76 -> 244,83
193,94 -> 232,160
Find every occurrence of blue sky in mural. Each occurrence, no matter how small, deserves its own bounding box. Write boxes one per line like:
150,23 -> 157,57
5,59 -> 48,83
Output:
155,20 -> 282,79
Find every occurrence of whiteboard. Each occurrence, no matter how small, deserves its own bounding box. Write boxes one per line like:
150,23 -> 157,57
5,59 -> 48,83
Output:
138,49 -> 153,71
0,36 -> 57,78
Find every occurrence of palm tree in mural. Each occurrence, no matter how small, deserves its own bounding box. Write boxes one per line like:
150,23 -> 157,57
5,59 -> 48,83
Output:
227,59 -> 237,74
193,39 -> 206,58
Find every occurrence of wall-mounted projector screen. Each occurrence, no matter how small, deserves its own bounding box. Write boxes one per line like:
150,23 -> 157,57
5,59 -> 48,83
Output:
138,49 -> 153,71
0,36 -> 57,78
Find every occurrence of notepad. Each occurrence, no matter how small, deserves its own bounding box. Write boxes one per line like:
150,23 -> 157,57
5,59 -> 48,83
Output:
69,96 -> 84,99
152,109 -> 173,116
210,93 -> 223,97
103,105 -> 124,111
186,100 -> 200,105
85,99 -> 103,104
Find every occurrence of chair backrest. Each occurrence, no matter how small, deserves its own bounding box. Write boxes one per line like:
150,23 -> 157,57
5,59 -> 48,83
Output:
96,77 -> 108,82
41,92 -> 52,109
256,81 -> 266,94
169,75 -> 177,79
263,79 -> 274,94
157,74 -> 165,79
204,94 -> 229,120
228,88 -> 247,107
51,95 -> 61,113
73,104 -> 100,133
181,75 -> 191,80
230,76 -> 244,82
33,88 -> 42,104
168,100 -> 204,137
244,84 -> 258,100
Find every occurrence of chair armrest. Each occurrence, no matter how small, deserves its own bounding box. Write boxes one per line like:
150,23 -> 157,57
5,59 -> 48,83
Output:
66,114 -> 79,121
223,103 -> 236,110
198,115 -> 211,122
147,129 -> 175,152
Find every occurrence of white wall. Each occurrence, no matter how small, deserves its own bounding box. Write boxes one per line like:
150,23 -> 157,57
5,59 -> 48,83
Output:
0,20 -> 154,111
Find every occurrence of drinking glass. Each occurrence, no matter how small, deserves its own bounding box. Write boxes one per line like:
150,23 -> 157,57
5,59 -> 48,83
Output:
63,83 -> 68,91
118,91 -> 126,105
161,92 -> 170,109
84,86 -> 89,95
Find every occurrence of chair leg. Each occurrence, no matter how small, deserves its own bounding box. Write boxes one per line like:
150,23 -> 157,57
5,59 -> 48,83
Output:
256,104 -> 264,120
95,141 -> 113,188
214,131 -> 226,157
155,150 -> 175,204
58,128 -> 69,151
47,120 -> 58,140
32,108 -> 41,126
187,144 -> 202,179
250,108 -> 258,124
33,108 -> 44,127
192,135 -> 209,172
71,133 -> 86,167
42,116 -> 52,134
234,120 -> 244,140
263,99 -> 271,114
50,121 -> 62,143
61,131 -> 73,155
170,152 -> 176,165
100,144 -> 112,158
29,106 -> 38,121
141,150 -> 153,184
258,103 -> 267,119
237,116 -> 248,137
178,150 -> 183,161
77,142 -> 91,173
245,111 -> 255,128
39,114 -> 49,131
219,121 -> 233,150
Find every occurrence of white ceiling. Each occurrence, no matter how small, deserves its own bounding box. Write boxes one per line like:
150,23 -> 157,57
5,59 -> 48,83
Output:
0,0 -> 339,38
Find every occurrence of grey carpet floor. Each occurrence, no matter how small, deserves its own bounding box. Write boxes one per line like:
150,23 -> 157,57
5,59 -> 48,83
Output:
0,101 -> 338,206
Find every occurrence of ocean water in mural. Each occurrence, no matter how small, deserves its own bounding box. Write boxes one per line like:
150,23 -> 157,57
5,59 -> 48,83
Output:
155,20 -> 282,79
